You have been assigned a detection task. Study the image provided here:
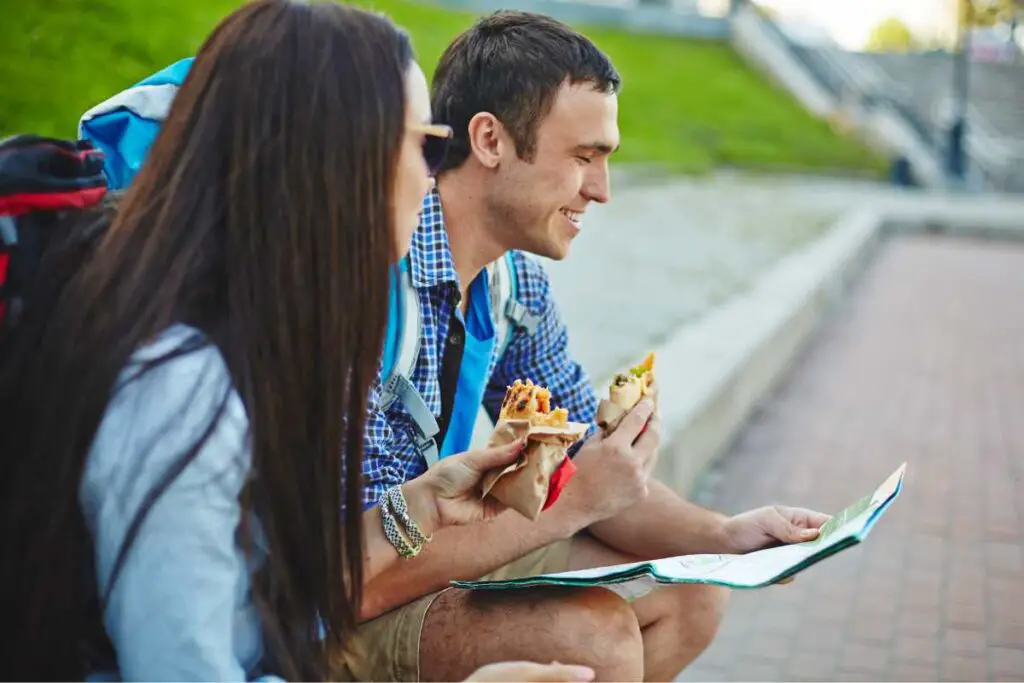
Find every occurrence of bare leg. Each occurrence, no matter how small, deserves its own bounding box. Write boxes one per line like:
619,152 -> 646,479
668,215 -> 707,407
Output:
567,533 -> 731,682
419,585 -> 645,682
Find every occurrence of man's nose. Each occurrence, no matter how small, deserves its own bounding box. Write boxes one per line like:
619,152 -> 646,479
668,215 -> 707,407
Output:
582,161 -> 611,204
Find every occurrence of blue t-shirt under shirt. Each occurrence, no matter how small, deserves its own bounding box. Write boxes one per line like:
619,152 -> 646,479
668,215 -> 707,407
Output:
440,273 -> 496,457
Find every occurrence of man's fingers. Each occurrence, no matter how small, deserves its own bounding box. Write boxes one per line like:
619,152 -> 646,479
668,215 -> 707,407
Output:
776,505 -> 831,533
607,398 -> 655,446
633,413 -> 662,476
797,507 -> 831,530
766,507 -> 819,544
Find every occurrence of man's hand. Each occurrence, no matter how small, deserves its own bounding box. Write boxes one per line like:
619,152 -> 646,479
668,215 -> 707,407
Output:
568,398 -> 660,523
722,505 -> 830,554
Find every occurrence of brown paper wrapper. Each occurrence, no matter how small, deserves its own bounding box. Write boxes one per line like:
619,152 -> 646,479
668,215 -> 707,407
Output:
481,419 -> 586,520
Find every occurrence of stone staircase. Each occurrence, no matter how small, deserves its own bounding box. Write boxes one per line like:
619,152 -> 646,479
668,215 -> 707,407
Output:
795,47 -> 1024,191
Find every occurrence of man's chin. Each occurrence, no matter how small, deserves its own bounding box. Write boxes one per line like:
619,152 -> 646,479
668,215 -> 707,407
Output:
511,231 -> 575,261
527,241 -> 572,261
550,243 -> 573,261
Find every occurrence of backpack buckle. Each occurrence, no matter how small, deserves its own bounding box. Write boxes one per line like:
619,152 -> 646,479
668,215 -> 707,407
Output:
413,435 -> 440,466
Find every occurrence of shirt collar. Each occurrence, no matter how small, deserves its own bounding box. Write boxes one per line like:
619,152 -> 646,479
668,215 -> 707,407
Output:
409,188 -> 460,290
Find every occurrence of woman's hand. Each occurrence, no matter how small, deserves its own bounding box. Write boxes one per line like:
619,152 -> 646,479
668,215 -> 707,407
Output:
402,438 -> 525,532
465,662 -> 595,682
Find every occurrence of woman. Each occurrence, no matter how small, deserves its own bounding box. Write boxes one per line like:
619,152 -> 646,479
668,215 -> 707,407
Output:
0,1 -> 594,681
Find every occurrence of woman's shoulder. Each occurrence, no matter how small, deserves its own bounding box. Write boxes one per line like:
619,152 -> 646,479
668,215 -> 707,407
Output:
82,324 -> 250,507
118,323 -> 244,420
114,323 -> 246,432
122,323 -> 229,388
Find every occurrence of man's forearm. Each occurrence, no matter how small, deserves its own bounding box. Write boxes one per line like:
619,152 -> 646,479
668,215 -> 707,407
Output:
360,486 -> 593,620
588,479 -> 730,560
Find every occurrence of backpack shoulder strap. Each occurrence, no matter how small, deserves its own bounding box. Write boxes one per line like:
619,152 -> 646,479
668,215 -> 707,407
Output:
378,258 -> 440,468
381,259 -> 421,386
487,251 -> 541,360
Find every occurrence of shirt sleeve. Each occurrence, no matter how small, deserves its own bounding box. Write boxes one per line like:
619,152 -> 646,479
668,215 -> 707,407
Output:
483,252 -> 599,437
80,342 -> 259,682
360,378 -> 408,510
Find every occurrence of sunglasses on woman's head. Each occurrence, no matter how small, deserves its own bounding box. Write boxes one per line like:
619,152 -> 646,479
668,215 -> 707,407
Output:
408,123 -> 453,175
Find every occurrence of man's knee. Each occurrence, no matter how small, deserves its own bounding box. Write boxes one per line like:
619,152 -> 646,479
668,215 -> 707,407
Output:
664,584 -> 730,652
551,587 -> 644,677
420,586 -> 644,681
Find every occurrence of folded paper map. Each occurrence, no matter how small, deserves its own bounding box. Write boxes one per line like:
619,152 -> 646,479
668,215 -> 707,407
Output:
454,463 -> 906,601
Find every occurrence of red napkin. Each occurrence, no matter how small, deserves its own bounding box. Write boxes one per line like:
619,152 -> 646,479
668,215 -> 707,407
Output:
543,456 -> 577,511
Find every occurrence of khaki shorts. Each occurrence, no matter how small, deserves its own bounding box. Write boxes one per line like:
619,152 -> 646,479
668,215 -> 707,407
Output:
331,538 -> 574,682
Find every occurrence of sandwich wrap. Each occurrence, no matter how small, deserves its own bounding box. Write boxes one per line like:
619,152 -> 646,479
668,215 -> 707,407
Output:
596,352 -> 657,433
481,380 -> 586,520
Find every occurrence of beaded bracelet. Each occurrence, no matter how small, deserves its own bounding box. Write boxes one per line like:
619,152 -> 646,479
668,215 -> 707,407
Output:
379,491 -> 419,559
385,485 -> 433,548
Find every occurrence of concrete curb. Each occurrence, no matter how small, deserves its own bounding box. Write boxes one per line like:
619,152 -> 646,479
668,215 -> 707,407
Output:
637,197 -> 1024,497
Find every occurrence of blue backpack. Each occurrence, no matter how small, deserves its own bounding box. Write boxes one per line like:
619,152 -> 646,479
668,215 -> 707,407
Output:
79,60 -> 540,464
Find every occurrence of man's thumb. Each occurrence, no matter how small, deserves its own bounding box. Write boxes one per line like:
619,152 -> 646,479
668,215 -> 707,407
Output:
767,510 -> 818,544
791,524 -> 819,543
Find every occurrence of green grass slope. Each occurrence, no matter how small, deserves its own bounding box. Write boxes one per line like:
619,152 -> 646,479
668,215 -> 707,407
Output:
0,0 -> 886,175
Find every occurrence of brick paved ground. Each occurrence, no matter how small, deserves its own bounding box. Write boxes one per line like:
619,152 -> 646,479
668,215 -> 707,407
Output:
679,234 -> 1024,682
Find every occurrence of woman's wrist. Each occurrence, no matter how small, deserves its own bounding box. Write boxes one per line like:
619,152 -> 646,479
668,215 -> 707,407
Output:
401,477 -> 442,538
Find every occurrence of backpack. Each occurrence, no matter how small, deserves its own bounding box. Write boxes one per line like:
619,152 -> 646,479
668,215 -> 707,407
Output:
79,64 -> 542,464
0,135 -> 108,329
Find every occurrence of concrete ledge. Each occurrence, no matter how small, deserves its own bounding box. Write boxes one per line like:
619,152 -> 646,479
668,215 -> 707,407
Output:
644,198 -> 1024,497
879,198 -> 1024,241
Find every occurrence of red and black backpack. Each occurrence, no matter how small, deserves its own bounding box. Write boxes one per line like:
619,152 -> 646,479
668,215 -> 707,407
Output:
0,135 -> 108,328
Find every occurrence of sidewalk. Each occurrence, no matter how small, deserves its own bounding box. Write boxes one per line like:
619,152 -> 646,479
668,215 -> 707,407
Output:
679,233 -> 1024,682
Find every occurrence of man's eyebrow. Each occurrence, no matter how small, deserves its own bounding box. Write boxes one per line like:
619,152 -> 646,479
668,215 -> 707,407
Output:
575,142 -> 619,155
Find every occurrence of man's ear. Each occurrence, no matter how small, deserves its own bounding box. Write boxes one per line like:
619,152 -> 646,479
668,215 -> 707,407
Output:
467,112 -> 508,169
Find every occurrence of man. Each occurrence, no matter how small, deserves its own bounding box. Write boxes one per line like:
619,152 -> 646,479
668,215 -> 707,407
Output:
350,11 -> 828,682
79,13 -> 827,680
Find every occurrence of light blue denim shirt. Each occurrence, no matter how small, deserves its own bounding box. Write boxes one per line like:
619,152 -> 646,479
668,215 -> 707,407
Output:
79,324 -> 277,681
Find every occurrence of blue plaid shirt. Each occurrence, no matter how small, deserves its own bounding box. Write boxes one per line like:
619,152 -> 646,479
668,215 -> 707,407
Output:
361,190 -> 598,509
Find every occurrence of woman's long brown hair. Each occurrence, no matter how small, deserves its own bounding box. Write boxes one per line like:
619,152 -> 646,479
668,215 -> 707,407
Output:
0,1 -> 409,678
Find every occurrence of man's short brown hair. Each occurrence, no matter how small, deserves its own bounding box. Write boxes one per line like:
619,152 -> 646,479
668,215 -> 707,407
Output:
431,11 -> 621,173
